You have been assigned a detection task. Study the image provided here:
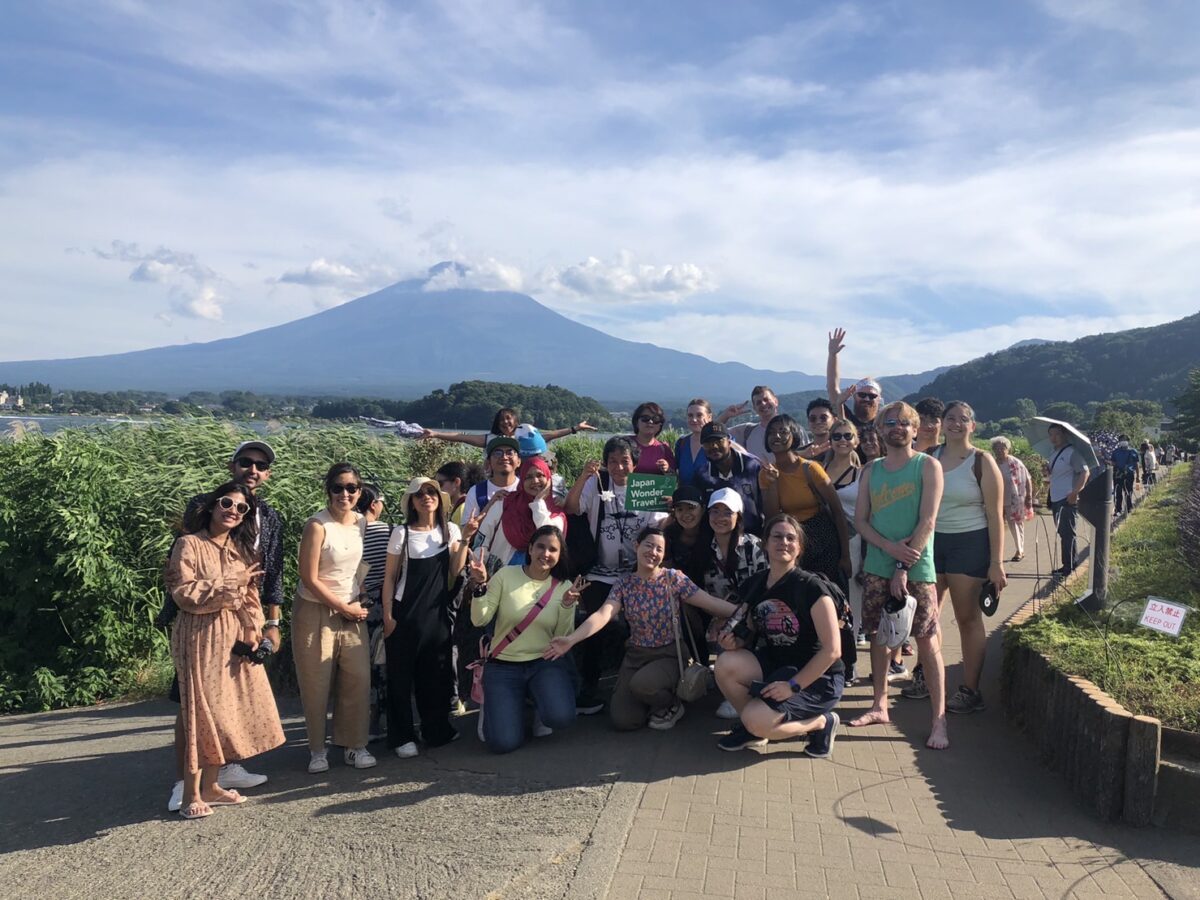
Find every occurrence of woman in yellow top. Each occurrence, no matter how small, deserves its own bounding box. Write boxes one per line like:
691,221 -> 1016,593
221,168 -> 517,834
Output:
466,525 -> 587,753
759,414 -> 851,586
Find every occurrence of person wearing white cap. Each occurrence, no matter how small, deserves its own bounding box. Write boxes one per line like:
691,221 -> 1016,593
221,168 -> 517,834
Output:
826,328 -> 884,463
163,438 -> 283,813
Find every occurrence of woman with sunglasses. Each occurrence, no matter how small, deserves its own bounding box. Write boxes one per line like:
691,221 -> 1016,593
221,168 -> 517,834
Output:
166,482 -> 285,819
674,399 -> 713,485
546,527 -> 738,731
822,419 -> 868,655
381,477 -> 477,758
421,407 -> 596,448
294,463 -> 374,774
630,401 -> 676,474
758,414 -> 851,587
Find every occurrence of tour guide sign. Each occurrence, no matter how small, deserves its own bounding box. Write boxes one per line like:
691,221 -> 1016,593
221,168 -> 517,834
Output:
625,473 -> 677,512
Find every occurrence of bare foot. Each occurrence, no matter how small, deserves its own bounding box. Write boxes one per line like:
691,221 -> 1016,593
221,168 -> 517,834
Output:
926,716 -> 949,750
848,708 -> 890,727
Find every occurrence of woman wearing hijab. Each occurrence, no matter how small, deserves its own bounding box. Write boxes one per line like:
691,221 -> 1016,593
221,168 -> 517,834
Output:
473,456 -> 568,571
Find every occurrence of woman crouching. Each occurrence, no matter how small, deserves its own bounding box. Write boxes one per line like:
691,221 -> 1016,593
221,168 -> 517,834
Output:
713,514 -> 844,757
547,527 -> 737,731
466,525 -> 585,753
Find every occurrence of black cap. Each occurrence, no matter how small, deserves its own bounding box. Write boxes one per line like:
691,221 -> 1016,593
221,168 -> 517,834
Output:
978,580 -> 1000,617
671,485 -> 704,507
700,422 -> 729,442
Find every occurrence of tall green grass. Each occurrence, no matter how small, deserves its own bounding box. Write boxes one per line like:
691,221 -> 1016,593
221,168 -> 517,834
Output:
0,421 -> 472,712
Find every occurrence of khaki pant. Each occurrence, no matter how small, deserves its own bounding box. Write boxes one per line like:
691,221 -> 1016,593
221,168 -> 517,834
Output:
292,599 -> 370,751
610,643 -> 680,731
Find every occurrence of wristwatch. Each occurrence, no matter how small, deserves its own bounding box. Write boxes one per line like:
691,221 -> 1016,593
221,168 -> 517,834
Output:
788,679 -> 801,693
264,619 -> 281,628
895,562 -> 909,572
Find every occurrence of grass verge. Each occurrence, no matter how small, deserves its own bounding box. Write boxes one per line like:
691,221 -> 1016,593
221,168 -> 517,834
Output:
1005,462 -> 1199,732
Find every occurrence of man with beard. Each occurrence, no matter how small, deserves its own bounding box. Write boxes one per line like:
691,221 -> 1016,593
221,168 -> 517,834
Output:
691,422 -> 764,536
846,402 -> 949,751
826,328 -> 883,463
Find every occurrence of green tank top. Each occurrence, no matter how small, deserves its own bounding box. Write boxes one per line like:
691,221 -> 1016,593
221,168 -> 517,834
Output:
864,453 -> 936,582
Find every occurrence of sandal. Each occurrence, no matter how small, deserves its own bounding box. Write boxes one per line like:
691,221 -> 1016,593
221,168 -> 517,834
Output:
179,800 -> 213,820
204,789 -> 247,806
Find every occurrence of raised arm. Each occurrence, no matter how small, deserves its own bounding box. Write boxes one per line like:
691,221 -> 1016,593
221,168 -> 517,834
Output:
544,595 -> 620,659
826,327 -> 846,405
419,429 -> 487,448
543,420 -> 598,441
564,460 -> 600,515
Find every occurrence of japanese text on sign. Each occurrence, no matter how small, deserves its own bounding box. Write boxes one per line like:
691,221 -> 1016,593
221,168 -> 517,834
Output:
1138,596 -> 1188,638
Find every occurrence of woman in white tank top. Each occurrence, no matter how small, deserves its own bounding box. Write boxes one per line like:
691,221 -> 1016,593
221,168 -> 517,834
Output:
931,402 -> 1007,716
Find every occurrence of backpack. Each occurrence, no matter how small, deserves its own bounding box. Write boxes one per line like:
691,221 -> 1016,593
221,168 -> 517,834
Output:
565,470 -> 609,578
932,445 -> 983,485
803,570 -> 858,673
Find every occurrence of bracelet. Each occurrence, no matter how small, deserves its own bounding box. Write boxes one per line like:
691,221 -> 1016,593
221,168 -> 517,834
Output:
264,619 -> 280,628
571,425 -> 577,434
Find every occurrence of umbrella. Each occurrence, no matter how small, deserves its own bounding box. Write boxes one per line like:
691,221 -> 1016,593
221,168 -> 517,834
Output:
1023,417 -> 1100,468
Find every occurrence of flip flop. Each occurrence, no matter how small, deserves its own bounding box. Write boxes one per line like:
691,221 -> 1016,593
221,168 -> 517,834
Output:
179,801 -> 213,820
205,789 -> 247,806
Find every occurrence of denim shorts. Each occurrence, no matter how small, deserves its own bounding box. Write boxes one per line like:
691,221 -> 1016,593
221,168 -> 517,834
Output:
933,527 -> 990,578
752,656 -> 844,723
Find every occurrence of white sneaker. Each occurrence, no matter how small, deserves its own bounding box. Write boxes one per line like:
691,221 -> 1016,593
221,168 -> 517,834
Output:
394,742 -> 419,759
167,780 -> 184,813
715,700 -> 740,720
344,747 -> 377,769
308,750 -> 329,774
532,713 -> 553,738
648,702 -> 685,731
218,762 -> 268,789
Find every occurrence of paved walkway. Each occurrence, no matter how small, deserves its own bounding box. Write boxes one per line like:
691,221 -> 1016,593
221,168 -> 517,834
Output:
600,510 -> 1198,900
1,511 -> 1196,899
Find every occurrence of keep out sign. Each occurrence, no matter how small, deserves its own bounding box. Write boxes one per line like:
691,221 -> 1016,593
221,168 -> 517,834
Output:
1138,596 -> 1189,638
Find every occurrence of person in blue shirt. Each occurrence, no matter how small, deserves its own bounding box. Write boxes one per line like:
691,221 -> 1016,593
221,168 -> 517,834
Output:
691,422 -> 764,537
1110,435 -> 1140,516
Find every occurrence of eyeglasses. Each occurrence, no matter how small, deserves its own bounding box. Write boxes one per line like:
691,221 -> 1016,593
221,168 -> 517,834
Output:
638,416 -> 663,424
830,433 -> 854,442
235,456 -> 270,472
330,483 -> 361,495
857,393 -> 879,401
217,496 -> 250,515
882,418 -> 914,428
490,448 -> 518,458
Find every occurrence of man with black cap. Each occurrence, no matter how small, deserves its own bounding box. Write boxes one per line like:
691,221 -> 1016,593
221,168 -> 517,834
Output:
691,422 -> 765,536
164,439 -> 285,811
462,435 -> 521,523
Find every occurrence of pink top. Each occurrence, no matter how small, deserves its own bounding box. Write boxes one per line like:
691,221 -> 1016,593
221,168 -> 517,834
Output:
633,439 -> 677,474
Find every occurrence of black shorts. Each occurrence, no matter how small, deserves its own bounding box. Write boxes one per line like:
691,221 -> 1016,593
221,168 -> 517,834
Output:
933,528 -> 990,578
752,656 -> 844,723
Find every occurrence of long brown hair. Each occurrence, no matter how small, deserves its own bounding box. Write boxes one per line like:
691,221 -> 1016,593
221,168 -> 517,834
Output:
184,481 -> 258,562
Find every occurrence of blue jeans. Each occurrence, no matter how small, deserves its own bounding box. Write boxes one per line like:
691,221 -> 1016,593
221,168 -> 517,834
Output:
482,657 -> 577,754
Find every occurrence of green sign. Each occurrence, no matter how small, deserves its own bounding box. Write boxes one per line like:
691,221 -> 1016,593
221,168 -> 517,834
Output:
625,473 -> 677,512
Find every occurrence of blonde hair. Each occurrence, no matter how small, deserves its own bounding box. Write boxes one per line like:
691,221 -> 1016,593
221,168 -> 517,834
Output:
879,401 -> 918,425
827,417 -> 862,469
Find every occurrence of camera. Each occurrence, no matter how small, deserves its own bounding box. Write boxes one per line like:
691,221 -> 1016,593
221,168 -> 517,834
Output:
231,637 -> 275,665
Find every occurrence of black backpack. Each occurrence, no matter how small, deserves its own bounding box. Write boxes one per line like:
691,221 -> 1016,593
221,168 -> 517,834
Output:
802,569 -> 857,673
565,471 -> 609,578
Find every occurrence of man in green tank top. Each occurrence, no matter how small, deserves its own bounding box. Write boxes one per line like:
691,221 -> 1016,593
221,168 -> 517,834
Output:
847,401 -> 951,751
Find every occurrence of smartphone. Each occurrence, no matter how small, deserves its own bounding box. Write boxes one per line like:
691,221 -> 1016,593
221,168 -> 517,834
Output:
748,680 -> 767,698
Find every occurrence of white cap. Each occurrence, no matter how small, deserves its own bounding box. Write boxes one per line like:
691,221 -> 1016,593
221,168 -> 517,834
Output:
707,487 -> 744,516
875,593 -> 916,649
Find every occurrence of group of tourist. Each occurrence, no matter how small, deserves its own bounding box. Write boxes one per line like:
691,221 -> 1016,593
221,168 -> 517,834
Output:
162,328 -> 1099,820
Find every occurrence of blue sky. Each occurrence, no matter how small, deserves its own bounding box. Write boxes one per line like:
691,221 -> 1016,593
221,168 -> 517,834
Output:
2,0 -> 1198,378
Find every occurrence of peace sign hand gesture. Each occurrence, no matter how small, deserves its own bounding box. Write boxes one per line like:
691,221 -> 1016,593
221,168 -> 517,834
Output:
466,547 -> 488,586
461,511 -> 483,542
562,575 -> 590,608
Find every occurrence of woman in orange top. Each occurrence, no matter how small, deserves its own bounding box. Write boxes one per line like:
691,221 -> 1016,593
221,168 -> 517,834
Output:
759,414 -> 851,586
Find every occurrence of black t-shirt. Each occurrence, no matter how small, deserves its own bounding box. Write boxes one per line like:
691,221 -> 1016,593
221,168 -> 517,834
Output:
742,568 -> 843,676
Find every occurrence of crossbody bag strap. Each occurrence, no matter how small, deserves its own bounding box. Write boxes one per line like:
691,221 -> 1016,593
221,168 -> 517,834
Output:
801,459 -> 832,515
669,588 -> 688,676
488,578 -> 560,660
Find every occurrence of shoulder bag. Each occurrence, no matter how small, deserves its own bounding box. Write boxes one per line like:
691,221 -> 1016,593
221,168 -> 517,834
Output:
467,577 -> 560,705
671,589 -> 713,703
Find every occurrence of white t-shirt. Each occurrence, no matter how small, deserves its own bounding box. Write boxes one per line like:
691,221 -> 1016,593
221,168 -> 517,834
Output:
462,478 -> 518,523
1048,445 -> 1088,502
388,522 -> 463,600
577,477 -> 667,585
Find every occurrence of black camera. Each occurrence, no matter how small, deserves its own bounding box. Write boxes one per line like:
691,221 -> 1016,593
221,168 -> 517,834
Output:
231,637 -> 275,665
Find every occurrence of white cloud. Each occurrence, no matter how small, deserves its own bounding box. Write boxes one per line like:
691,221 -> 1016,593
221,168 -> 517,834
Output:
540,251 -> 716,302
422,258 -> 525,292
93,240 -> 227,321
278,257 -> 363,288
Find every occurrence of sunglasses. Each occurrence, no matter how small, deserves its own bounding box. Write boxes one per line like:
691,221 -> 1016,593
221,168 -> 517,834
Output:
217,496 -> 250,515
638,416 -> 663,424
830,433 -> 855,442
235,456 -> 270,472
857,393 -> 880,401
883,418 -> 914,428
416,488 -> 440,499
330,483 -> 361,495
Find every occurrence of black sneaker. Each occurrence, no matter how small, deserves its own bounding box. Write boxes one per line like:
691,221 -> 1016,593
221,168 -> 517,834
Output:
946,684 -> 986,714
575,692 -> 605,715
804,712 -> 840,759
717,726 -> 768,752
900,664 -> 928,700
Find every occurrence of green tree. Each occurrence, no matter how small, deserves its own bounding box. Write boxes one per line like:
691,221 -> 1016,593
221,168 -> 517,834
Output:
1013,398 -> 1038,420
1040,401 -> 1084,424
1173,369 -> 1200,442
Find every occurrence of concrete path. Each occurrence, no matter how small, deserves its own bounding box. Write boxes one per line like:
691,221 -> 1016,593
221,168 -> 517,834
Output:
1,510 -> 1196,899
